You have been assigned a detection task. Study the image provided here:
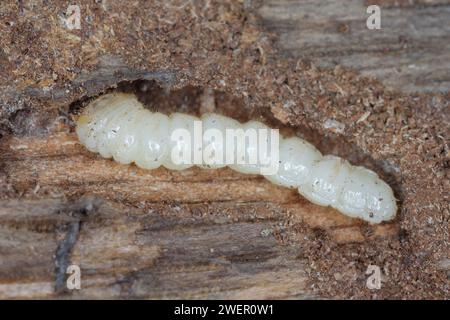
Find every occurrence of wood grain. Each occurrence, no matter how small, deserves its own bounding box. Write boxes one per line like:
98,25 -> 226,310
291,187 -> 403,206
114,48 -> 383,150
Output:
0,131 -> 398,298
258,0 -> 450,93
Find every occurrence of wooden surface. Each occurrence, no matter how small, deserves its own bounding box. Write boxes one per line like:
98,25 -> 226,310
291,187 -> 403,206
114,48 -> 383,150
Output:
258,0 -> 450,93
4,0 -> 445,299
0,132 -> 398,298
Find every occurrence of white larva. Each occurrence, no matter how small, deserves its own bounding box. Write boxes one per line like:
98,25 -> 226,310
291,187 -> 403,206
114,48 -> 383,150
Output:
76,93 -> 397,223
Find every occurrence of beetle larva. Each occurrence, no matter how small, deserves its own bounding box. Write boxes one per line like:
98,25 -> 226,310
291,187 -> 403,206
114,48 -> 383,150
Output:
76,93 -> 397,223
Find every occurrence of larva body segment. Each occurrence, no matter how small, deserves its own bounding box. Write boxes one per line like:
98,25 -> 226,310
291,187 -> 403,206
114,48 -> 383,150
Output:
297,155 -> 351,207
165,112 -> 197,171
108,106 -> 143,164
229,120 -> 272,175
200,113 -> 240,169
265,137 -> 322,189
135,112 -> 170,169
76,93 -> 397,224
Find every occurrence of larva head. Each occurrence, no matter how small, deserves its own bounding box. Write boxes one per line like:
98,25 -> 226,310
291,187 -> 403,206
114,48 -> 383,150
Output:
363,176 -> 397,223
338,167 -> 397,223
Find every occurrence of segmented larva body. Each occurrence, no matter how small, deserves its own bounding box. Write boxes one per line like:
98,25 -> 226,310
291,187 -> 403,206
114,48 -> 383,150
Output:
76,93 -> 397,223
